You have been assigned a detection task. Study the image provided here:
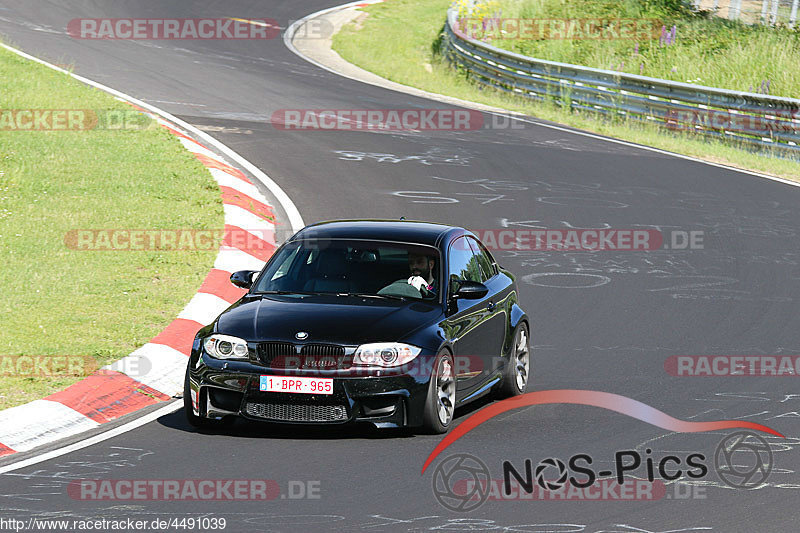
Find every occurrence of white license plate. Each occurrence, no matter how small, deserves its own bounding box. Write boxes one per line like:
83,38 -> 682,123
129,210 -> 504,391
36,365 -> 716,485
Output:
259,375 -> 333,395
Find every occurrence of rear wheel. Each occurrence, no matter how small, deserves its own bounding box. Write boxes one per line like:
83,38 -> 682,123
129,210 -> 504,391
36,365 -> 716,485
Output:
496,323 -> 530,398
421,351 -> 456,434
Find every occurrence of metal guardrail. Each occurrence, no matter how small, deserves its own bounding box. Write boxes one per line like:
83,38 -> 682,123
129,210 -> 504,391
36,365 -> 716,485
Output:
443,9 -> 800,158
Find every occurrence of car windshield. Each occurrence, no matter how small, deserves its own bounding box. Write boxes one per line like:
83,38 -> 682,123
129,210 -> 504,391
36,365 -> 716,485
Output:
252,238 -> 442,302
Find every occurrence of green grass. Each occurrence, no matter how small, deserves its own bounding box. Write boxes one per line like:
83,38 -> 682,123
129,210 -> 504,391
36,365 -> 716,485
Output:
468,0 -> 800,97
0,45 -> 223,409
332,0 -> 800,181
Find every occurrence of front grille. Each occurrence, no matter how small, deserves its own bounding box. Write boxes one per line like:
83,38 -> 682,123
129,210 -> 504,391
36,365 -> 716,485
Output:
257,342 -> 295,365
300,344 -> 351,369
245,402 -> 348,422
300,344 -> 345,357
256,342 -> 350,369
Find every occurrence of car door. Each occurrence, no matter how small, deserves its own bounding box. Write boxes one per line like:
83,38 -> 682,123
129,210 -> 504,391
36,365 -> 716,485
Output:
444,236 -> 496,396
467,236 -> 509,380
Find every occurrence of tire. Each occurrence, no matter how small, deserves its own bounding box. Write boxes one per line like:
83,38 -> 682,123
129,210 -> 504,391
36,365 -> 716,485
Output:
184,362 -> 219,429
421,351 -> 456,434
496,322 -> 530,398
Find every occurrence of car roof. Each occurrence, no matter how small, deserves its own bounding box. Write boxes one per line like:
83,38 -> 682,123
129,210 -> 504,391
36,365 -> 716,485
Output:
289,219 -> 463,248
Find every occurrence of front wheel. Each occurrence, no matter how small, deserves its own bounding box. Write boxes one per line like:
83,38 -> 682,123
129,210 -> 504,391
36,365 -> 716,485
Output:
421,352 -> 456,434
496,323 -> 530,398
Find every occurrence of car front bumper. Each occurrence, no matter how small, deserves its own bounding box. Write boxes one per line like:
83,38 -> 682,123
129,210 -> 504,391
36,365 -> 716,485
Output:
187,353 -> 434,428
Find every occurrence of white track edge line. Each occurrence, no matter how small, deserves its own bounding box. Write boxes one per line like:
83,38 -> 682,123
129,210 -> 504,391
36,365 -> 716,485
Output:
283,2 -> 800,190
0,401 -> 182,474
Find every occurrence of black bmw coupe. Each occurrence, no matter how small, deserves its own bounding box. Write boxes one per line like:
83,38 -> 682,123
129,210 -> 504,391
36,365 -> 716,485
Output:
185,220 -> 530,434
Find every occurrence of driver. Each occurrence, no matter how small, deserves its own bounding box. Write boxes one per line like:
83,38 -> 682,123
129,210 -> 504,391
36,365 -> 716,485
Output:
407,253 -> 437,296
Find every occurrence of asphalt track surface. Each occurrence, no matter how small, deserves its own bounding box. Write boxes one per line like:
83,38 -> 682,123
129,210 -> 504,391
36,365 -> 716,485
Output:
1,1 -> 800,531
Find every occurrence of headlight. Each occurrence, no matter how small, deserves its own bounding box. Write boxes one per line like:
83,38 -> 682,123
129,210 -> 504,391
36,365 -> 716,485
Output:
204,334 -> 249,360
353,343 -> 421,367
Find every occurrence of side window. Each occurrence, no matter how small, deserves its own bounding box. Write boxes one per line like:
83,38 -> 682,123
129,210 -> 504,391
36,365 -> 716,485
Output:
467,237 -> 496,281
448,237 -> 483,294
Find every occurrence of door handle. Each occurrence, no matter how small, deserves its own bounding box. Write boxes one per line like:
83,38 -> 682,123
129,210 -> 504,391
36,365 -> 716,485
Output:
487,301 -> 496,312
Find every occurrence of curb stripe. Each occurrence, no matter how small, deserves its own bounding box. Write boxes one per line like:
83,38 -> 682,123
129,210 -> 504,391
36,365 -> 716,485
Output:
220,187 -> 276,221
223,204 -> 275,235
213,247 -> 268,273
224,221 -> 276,244
177,292 -> 233,326
160,123 -> 211,149
195,154 -> 251,183
211,169 -> 267,201
125,343 -> 191,396
46,371 -> 170,424
223,224 -> 276,262
0,401 -> 100,453
197,269 -> 248,303
178,137 -> 226,162
149,318 -> 204,356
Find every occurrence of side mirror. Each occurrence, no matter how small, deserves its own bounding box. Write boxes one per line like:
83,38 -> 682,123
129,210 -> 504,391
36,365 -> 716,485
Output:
452,280 -> 488,300
230,270 -> 259,289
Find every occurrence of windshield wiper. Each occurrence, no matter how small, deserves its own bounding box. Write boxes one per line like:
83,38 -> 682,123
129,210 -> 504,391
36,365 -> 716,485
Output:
254,290 -> 320,296
336,292 -> 409,301
255,291 -> 410,301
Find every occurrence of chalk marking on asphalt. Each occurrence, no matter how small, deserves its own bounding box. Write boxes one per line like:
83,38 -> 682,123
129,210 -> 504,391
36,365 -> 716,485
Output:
0,400 -> 182,475
228,17 -> 283,29
284,1 -> 800,190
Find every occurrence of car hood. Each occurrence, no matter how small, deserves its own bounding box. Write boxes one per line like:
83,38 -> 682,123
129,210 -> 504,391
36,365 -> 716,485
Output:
215,294 -> 442,346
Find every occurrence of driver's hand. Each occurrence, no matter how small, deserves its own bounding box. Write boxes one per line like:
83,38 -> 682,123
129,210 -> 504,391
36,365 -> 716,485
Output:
408,276 -> 430,292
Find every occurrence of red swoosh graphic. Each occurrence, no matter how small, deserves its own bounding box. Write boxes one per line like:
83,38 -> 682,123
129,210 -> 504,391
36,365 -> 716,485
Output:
421,389 -> 784,474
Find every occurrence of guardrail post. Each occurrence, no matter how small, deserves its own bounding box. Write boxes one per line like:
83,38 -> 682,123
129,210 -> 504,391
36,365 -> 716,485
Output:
729,0 -> 742,20
769,0 -> 780,25
791,0 -> 799,28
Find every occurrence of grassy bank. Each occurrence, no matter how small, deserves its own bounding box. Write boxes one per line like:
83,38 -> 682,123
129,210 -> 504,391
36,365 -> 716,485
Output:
332,0 -> 800,181
463,0 -> 800,97
0,45 -> 223,409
